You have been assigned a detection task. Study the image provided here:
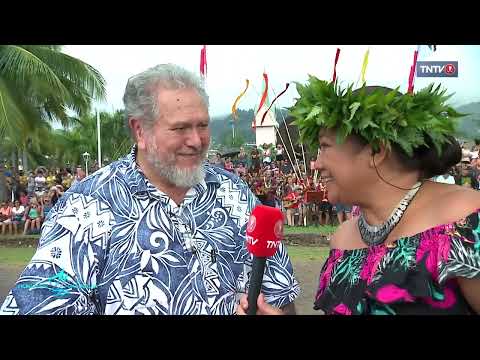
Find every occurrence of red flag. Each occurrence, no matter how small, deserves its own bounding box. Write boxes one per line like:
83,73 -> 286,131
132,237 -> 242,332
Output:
332,48 -> 341,83
256,73 -> 269,115
261,83 -> 290,125
200,45 -> 207,77
407,49 -> 419,93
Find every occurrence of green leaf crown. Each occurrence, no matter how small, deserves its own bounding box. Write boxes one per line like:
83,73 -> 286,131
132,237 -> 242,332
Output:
289,75 -> 465,157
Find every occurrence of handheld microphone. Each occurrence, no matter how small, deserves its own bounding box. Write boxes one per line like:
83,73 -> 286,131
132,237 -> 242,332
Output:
245,205 -> 284,315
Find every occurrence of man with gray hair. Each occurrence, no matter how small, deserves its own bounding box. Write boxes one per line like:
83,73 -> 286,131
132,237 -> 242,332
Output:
1,64 -> 299,315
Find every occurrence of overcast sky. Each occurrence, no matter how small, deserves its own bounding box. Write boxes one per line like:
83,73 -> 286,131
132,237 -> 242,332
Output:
63,45 -> 480,117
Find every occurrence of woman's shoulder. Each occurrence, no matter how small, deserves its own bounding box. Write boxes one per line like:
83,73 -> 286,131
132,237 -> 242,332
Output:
423,182 -> 480,223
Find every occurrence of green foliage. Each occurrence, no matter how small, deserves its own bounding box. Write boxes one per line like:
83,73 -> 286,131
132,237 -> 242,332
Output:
289,76 -> 465,156
49,110 -> 132,167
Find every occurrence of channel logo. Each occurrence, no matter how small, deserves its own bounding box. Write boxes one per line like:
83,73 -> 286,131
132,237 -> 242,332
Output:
416,61 -> 458,77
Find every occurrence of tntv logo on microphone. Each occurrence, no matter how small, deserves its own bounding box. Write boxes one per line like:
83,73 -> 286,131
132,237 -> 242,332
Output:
416,61 -> 458,77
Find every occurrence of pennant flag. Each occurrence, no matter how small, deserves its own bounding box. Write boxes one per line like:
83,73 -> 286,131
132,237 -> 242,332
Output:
200,45 -> 207,78
252,72 -> 269,130
407,49 -> 419,93
231,79 -> 250,121
360,48 -> 370,85
261,83 -> 290,125
332,48 -> 341,83
256,73 -> 269,115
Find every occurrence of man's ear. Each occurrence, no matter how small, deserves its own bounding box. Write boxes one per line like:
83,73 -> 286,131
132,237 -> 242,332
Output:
129,118 -> 147,150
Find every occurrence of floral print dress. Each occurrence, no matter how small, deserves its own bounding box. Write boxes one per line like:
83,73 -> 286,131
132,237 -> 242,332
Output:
314,210 -> 480,314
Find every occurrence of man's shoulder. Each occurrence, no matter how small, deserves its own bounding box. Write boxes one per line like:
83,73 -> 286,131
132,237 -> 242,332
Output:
67,157 -> 132,197
205,163 -> 243,184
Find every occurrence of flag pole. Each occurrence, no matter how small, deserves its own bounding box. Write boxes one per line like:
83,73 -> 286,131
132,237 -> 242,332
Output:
97,110 -> 102,168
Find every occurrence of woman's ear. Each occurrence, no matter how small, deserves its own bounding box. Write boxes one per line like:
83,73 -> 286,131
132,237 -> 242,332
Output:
368,144 -> 389,168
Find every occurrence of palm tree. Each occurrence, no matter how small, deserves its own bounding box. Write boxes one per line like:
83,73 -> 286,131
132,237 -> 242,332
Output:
49,110 -> 133,168
0,45 -> 106,200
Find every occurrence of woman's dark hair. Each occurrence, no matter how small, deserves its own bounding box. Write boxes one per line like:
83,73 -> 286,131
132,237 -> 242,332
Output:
351,85 -> 462,179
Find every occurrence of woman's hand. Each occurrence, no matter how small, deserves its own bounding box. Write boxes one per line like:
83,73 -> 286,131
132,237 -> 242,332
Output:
236,293 -> 284,315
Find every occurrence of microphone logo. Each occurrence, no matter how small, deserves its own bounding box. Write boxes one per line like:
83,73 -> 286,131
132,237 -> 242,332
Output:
247,214 -> 256,233
274,220 -> 283,239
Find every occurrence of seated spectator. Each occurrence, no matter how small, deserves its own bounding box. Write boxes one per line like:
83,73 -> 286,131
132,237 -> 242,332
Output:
19,191 -> 29,207
0,201 -> 13,235
23,198 -> 42,235
11,200 -> 25,235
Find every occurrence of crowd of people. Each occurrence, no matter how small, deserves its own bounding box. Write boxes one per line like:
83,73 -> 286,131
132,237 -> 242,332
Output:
0,166 -> 87,235
209,144 -> 357,227
3,141 -> 477,235
209,141 -> 480,228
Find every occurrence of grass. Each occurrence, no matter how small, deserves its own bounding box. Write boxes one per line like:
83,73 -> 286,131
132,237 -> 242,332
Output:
286,245 -> 330,262
284,225 -> 337,235
0,242 -> 331,267
0,247 -> 36,266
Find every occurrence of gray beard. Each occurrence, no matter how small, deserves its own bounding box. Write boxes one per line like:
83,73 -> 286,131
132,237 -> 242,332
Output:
145,146 -> 206,189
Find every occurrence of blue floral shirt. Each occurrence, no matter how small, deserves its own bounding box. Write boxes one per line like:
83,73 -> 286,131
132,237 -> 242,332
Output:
1,147 -> 299,315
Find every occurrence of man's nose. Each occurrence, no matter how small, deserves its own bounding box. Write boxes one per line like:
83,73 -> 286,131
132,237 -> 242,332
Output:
185,128 -> 203,149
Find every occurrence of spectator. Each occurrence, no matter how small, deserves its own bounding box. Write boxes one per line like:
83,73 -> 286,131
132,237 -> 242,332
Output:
237,146 -> 248,167
212,152 -> 224,168
262,144 -> 272,165
275,144 -> 284,162
0,201 -> 13,235
224,157 -> 234,173
27,172 -> 35,197
41,195 -> 53,221
19,191 -> 29,207
23,198 -> 42,235
11,200 -> 25,235
250,147 -> 261,173
334,203 -> 352,224
235,163 -> 247,177
46,171 -> 56,189
71,167 -> 86,187
455,158 -> 479,189
34,169 -> 47,198
318,182 -> 332,225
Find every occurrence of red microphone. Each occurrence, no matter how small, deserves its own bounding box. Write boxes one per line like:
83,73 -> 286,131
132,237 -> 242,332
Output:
245,205 -> 284,315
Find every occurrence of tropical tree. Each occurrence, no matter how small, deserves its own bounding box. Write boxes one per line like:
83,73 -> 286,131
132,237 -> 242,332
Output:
0,45 -> 106,167
50,110 -> 133,167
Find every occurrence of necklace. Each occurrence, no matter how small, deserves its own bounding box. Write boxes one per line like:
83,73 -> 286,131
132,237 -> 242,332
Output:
357,182 -> 422,246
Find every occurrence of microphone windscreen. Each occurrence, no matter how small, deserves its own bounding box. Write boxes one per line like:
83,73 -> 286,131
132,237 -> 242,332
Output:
246,205 -> 284,258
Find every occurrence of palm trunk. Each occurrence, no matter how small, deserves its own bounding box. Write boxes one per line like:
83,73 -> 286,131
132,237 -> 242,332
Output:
11,150 -> 18,175
0,168 -> 6,202
23,149 -> 28,172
